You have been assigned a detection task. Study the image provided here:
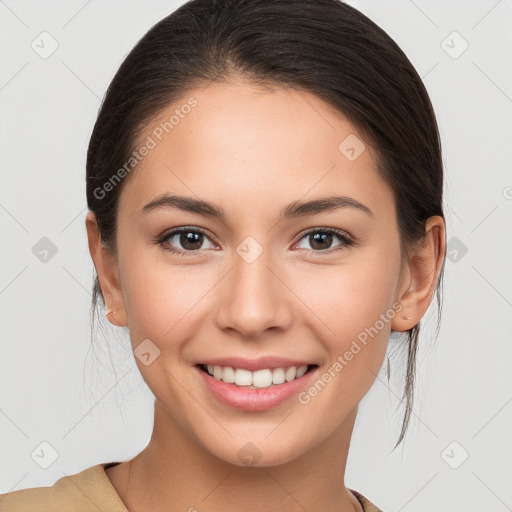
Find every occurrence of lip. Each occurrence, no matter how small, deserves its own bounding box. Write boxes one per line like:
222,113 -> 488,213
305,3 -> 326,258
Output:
196,356 -> 316,372
195,363 -> 319,412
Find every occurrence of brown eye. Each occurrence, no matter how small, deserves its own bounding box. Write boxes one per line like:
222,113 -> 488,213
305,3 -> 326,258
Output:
157,227 -> 216,256
295,228 -> 353,253
176,231 -> 204,251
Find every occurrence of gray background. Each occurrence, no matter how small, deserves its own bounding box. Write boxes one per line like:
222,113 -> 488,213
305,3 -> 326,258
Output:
1,1 -> 511,511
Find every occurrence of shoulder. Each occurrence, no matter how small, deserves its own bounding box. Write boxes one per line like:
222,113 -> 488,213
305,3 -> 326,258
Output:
0,463 -> 127,512
350,488 -> 385,512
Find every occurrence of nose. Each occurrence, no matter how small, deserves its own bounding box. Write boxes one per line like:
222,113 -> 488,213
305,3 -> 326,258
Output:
215,244 -> 293,339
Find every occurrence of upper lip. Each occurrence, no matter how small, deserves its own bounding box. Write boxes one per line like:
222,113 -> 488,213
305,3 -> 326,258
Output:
197,356 -> 317,372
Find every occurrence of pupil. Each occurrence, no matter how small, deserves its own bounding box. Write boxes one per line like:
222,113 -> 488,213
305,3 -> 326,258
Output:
181,232 -> 202,250
311,233 -> 331,250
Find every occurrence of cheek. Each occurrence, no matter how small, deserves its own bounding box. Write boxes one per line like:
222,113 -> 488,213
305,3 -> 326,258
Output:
119,259 -> 213,397
293,247 -> 400,359
120,247 -> 218,345
292,259 -> 399,419
301,253 -> 398,318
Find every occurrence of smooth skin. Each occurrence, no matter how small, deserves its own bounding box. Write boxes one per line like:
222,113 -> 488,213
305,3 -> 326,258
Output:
86,77 -> 445,512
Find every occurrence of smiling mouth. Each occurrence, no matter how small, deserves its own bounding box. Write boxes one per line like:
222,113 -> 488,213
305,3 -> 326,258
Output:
197,363 -> 318,389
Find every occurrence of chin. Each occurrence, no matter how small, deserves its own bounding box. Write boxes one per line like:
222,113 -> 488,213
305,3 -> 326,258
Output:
202,432 -> 310,469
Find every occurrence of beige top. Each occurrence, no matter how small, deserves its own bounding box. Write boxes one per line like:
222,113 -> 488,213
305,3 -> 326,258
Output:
0,462 -> 383,511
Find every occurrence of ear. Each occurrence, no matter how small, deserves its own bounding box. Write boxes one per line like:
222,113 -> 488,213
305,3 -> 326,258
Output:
391,215 -> 446,332
85,211 -> 128,327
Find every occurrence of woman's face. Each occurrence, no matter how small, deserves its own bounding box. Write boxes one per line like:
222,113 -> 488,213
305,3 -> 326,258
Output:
109,79 -> 408,466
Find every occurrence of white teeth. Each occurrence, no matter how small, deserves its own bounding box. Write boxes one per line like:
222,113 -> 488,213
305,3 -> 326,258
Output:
252,369 -> 273,388
213,366 -> 223,380
272,367 -> 285,384
296,365 -> 308,378
222,366 -> 235,384
285,366 -> 296,382
205,364 -> 310,388
234,368 -> 252,386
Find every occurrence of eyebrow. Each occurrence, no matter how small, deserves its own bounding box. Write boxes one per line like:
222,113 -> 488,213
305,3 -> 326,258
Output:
140,193 -> 373,220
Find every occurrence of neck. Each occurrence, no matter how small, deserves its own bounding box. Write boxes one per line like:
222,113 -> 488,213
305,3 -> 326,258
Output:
107,400 -> 362,512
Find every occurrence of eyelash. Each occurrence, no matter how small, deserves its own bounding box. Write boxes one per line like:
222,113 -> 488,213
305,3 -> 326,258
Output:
154,226 -> 355,258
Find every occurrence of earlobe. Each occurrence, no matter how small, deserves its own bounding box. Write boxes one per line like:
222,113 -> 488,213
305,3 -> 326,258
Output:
105,307 -> 128,327
85,211 -> 128,327
391,215 -> 446,332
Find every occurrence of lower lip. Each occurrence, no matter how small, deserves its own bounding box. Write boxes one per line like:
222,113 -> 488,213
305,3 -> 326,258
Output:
195,365 -> 318,412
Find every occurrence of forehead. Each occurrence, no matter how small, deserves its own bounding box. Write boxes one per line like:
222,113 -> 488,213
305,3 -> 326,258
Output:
119,80 -> 394,224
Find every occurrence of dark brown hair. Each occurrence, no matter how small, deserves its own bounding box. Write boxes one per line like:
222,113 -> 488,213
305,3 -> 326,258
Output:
86,0 -> 446,450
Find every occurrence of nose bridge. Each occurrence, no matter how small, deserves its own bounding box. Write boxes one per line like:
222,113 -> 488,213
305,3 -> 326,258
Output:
218,235 -> 290,336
